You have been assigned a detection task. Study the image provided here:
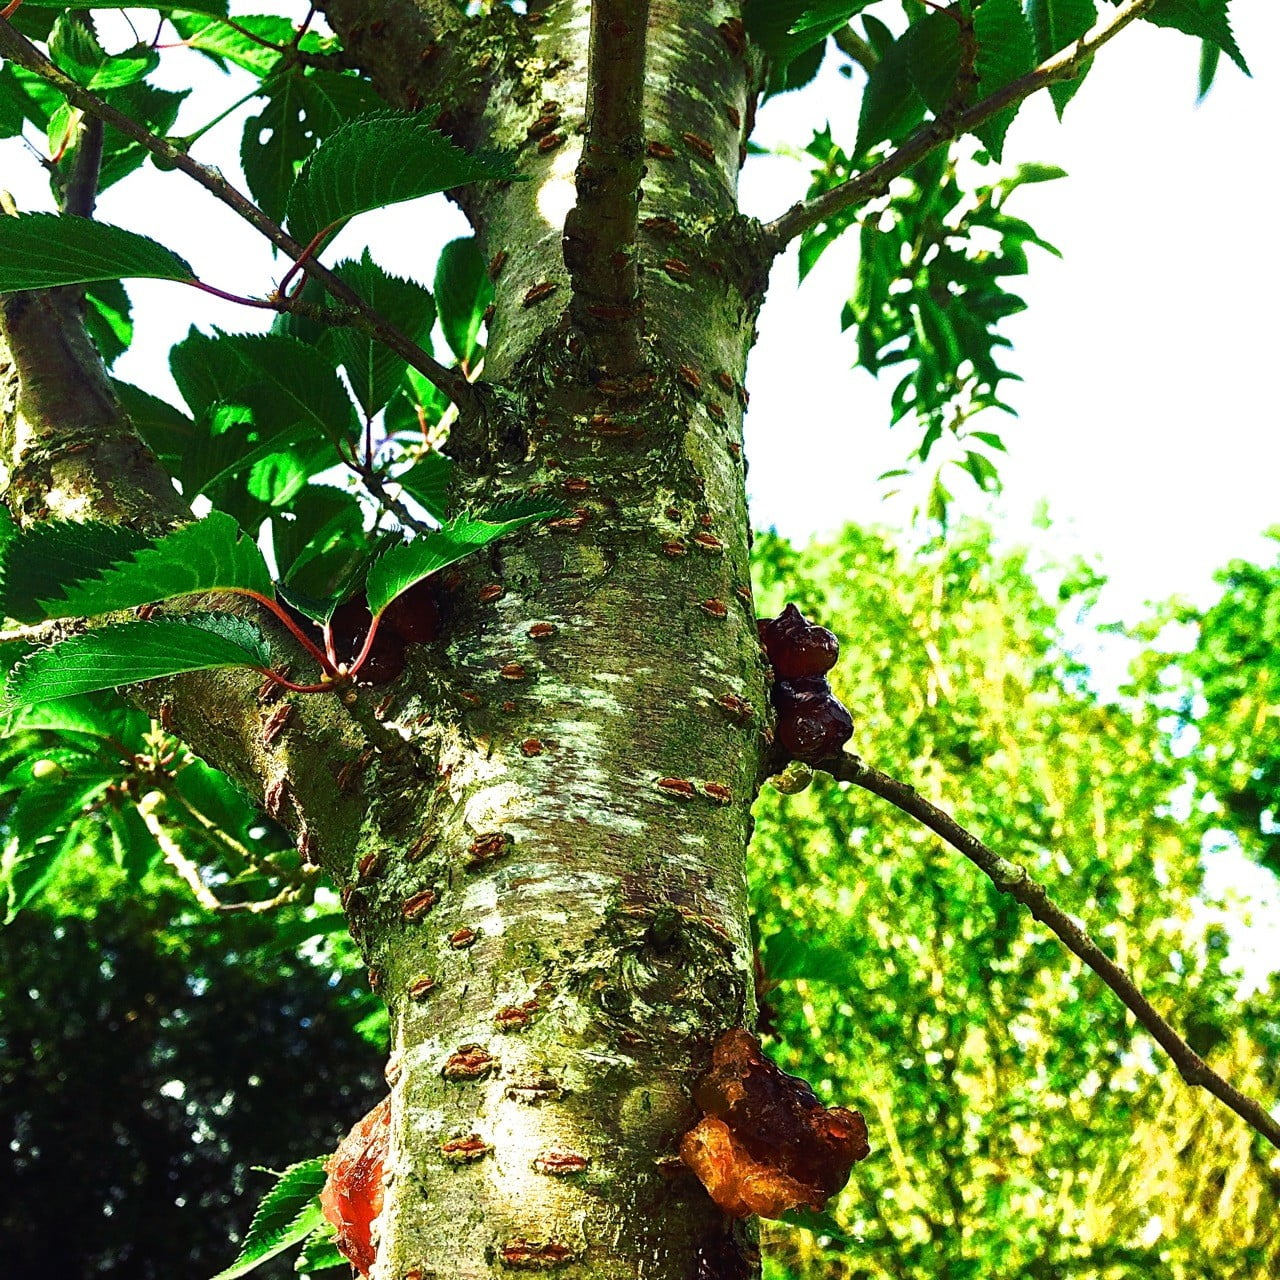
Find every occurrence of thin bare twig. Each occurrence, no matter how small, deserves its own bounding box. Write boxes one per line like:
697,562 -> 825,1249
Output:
763,0 -> 1159,252
139,789 -> 312,913
0,17 -> 478,419
561,0 -> 649,375
823,752 -> 1280,1151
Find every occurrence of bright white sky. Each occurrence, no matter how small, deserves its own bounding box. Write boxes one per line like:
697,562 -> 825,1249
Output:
3,3 -> 1278,961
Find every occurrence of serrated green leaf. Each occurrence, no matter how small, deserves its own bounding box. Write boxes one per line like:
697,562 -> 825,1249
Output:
273,487 -> 368,600
972,0 -> 1037,160
47,99 -> 77,159
855,31 -> 925,154
433,236 -> 491,367
285,113 -> 518,245
0,521 -> 150,624
329,251 -> 435,417
0,689 -> 149,741
221,331 -> 357,451
1197,38 -> 1221,99
83,279 -> 133,367
295,1229 -> 346,1273
22,0 -> 226,9
210,1158 -> 328,1280
99,81 -> 188,191
0,65 -> 31,139
1146,0 -> 1248,75
42,512 -> 271,620
904,12 -> 963,115
170,12 -> 295,75
0,214 -> 192,292
4,614 -> 272,709
1026,0 -> 1096,61
395,452 -> 452,522
2,811 -> 96,924
48,13 -> 157,93
49,14 -> 105,86
365,508 -> 557,618
745,0 -> 874,61
172,329 -> 357,457
241,70 -> 382,224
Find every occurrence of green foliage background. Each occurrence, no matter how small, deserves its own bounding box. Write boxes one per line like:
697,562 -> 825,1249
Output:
749,525 -> 1280,1279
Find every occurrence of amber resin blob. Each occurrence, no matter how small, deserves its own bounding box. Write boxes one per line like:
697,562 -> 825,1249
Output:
320,1096 -> 391,1277
680,1029 -> 870,1219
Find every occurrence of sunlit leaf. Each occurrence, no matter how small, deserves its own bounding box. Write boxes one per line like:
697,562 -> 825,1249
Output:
365,505 -> 558,618
37,512 -> 271,620
209,1158 -> 328,1280
4,614 -> 272,708
285,113 -> 519,245
433,236 -> 491,367
329,251 -> 435,418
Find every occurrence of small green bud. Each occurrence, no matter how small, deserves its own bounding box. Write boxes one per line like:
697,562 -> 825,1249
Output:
769,760 -> 813,795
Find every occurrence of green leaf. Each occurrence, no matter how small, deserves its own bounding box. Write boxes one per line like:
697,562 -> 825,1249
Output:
365,506 -> 558,618
295,1230 -> 347,1273
0,521 -> 150,624
43,511 -> 272,620
241,69 -> 383,224
171,329 -> 357,459
22,0 -> 227,10
0,65 -> 31,139
904,12 -> 963,116
99,82 -> 188,191
0,214 -> 192,292
2,804 -> 98,923
4,614 -> 272,708
170,12 -> 295,75
1026,0 -> 1096,60
395,452 -> 452,523
272,486 -> 367,599
1197,38 -> 1221,99
433,236 -> 491,367
1146,0 -> 1248,75
211,1159 -> 328,1280
329,251 -> 435,418
0,687 -> 149,741
83,279 -> 133,367
855,31 -> 925,154
218,331 -> 358,451
745,1 -> 875,64
285,113 -> 519,245
48,13 -> 156,92
972,0 -> 1037,160
1026,0 -> 1096,113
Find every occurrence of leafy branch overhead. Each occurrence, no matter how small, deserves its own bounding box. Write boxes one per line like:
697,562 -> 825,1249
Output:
0,506 -> 557,708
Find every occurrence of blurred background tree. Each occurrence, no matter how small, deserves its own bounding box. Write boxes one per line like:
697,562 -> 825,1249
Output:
749,523 -> 1280,1280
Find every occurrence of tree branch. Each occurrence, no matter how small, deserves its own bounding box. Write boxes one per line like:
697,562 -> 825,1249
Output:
762,0 -> 1159,252
61,114 -> 103,218
0,16 -> 479,420
561,0 -> 649,375
138,788 -> 317,913
824,752 -> 1280,1152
